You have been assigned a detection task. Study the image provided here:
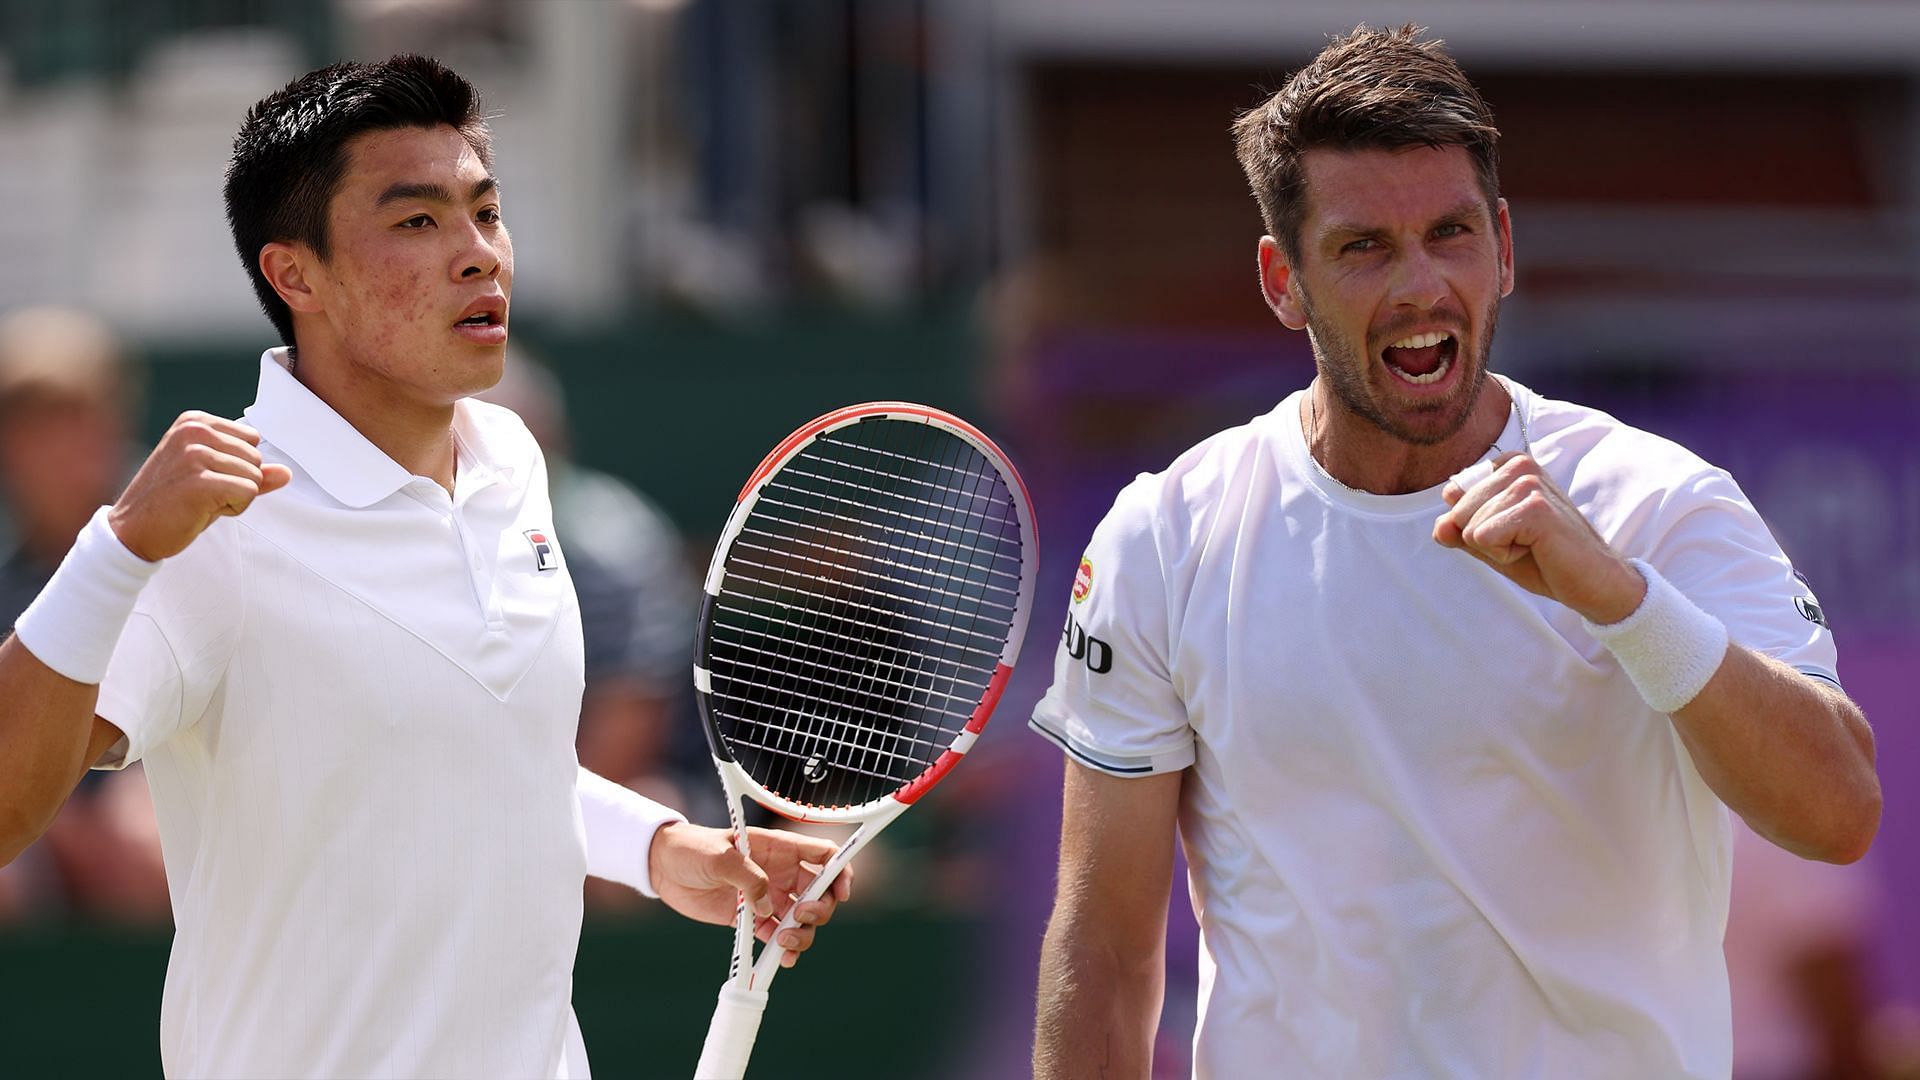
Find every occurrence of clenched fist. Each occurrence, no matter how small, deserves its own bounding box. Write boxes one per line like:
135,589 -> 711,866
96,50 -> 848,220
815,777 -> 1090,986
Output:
107,412 -> 292,561
1432,452 -> 1646,625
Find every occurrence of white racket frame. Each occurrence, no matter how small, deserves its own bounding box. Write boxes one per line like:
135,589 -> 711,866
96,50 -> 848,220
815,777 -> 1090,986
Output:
690,402 -> 1037,1079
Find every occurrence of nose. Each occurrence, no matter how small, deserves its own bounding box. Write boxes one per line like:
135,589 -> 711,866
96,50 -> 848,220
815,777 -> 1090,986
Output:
1385,246 -> 1446,312
454,219 -> 503,281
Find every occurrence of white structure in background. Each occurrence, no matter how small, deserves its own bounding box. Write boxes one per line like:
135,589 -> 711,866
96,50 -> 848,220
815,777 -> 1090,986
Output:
3,0 -> 1919,341
0,77 -> 115,315
96,32 -> 301,338
0,3 -> 634,338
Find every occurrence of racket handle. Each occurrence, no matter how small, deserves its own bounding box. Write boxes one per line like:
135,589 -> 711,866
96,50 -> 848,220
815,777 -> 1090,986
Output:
694,982 -> 769,1079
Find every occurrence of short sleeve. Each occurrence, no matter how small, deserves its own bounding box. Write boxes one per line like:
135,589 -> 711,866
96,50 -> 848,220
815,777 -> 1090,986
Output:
94,522 -> 243,769
1030,476 -> 1194,777
1641,469 -> 1840,688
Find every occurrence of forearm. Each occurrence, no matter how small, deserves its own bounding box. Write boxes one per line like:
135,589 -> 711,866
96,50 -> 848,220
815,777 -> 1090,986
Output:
574,765 -> 685,896
0,634 -> 105,865
1573,558 -> 1880,863
1034,909 -> 1165,1079
1035,763 -> 1182,1078
1670,645 -> 1880,863
1,504 -> 169,864
1436,462 -> 1882,862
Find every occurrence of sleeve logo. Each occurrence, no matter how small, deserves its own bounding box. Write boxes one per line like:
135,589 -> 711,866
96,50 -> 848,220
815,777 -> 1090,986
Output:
1071,556 -> 1094,604
1794,594 -> 1828,629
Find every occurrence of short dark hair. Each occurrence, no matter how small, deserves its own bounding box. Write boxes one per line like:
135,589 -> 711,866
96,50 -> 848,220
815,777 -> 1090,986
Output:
1233,24 -> 1500,259
224,54 -> 492,346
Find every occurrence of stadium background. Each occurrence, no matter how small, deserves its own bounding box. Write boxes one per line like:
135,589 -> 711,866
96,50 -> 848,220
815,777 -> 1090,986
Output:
0,2 -> 1915,1077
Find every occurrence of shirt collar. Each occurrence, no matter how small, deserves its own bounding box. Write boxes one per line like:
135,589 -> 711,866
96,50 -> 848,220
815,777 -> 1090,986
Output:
244,348 -> 517,510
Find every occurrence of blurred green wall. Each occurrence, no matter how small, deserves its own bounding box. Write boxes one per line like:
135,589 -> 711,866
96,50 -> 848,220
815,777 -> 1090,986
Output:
0,910 -> 981,1077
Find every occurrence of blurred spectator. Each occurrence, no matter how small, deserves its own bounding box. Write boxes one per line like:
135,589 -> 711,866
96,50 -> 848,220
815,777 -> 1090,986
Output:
1728,816 -> 1888,1079
0,306 -> 170,924
480,348 -> 712,909
0,307 -> 136,615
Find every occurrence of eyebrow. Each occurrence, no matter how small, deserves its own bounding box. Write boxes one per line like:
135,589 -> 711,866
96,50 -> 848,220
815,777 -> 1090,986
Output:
1318,200 -> 1488,246
375,176 -> 499,208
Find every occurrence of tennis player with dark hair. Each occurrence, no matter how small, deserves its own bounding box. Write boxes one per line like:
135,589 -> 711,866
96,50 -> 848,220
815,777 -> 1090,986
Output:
0,55 -> 848,1076
1030,25 -> 1880,1079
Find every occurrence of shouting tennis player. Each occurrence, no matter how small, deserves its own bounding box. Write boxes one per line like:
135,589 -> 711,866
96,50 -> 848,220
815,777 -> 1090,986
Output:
1030,25 -> 1880,1079
0,55 -> 849,1076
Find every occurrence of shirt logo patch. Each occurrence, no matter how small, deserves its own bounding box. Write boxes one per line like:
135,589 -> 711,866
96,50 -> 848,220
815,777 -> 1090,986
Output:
1794,594 -> 1828,628
1072,556 -> 1094,604
524,528 -> 560,572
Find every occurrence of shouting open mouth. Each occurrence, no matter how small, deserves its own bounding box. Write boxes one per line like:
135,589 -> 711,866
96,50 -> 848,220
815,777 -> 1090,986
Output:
1382,329 -> 1458,387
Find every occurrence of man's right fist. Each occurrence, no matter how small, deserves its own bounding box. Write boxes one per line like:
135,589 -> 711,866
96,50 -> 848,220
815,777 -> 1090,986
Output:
106,412 -> 292,562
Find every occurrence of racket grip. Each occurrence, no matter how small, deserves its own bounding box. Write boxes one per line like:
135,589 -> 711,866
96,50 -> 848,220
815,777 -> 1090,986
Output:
694,982 -> 770,1079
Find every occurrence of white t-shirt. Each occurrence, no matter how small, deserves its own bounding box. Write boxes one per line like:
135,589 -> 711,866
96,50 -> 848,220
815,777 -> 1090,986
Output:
1031,379 -> 1838,1079
94,350 -> 676,1078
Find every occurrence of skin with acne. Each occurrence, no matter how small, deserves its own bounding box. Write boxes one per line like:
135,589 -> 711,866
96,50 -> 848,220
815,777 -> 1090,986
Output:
258,124 -> 511,490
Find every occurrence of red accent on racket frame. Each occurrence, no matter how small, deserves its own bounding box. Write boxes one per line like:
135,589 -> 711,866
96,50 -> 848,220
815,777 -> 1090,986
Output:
893,662 -> 1013,805
896,750 -> 963,806
734,403 -> 1035,526
735,402 -> 897,501
967,663 -> 1013,734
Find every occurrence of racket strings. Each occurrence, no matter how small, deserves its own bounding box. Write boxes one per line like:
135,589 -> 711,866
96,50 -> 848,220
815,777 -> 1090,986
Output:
748,476 -> 1021,618
769,462 -> 1017,544
721,553 -> 1014,646
739,510 -> 1022,590
769,416 -> 980,801
736,417 -> 942,805
714,637 -> 989,707
707,417 -> 1024,808
711,598 -> 999,667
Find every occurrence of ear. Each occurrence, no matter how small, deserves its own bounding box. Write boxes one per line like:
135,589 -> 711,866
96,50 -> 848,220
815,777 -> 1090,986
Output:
259,242 -> 326,315
1495,198 -> 1515,298
1258,236 -> 1308,331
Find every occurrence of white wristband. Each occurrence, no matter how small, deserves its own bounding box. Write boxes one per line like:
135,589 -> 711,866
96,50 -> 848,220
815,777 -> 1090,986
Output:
12,507 -> 161,685
577,766 -> 688,898
1582,558 -> 1728,714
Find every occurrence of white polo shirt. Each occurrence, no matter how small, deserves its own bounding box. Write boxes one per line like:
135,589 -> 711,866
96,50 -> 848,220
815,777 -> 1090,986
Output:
94,349 -> 674,1078
1032,379 -> 1839,1079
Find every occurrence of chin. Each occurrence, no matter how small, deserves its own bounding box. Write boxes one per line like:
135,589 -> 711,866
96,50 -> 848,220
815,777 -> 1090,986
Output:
1372,370 -> 1485,445
460,355 -> 509,397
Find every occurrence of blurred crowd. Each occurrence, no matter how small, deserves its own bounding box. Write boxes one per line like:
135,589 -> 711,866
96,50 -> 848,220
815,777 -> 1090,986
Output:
0,308 -> 167,922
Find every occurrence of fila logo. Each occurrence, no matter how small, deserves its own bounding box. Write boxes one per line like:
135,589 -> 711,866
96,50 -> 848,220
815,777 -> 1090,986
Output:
524,528 -> 560,572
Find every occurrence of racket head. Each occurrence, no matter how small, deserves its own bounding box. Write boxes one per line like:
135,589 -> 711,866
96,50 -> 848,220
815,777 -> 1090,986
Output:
693,402 -> 1037,823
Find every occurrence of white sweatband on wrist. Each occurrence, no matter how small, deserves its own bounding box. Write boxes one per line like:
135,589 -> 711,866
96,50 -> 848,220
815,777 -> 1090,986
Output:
577,766 -> 687,898
12,506 -> 161,685
1582,558 -> 1729,714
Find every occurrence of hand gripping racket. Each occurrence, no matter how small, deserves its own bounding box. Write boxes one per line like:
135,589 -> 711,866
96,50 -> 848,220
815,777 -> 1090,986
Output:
691,402 -> 1037,1079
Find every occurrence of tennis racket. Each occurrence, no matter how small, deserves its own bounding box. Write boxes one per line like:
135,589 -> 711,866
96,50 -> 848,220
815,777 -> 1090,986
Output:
690,402 -> 1038,1079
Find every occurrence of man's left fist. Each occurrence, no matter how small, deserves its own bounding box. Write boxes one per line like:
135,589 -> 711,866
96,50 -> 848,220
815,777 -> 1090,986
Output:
1433,452 -> 1645,625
